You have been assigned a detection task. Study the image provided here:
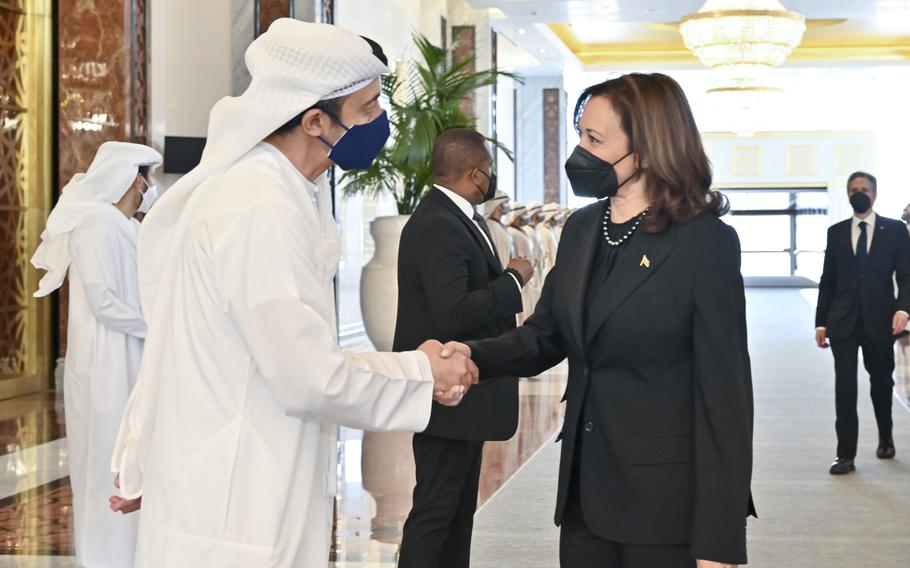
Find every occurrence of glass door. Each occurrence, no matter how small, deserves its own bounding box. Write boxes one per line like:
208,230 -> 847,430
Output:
722,186 -> 828,283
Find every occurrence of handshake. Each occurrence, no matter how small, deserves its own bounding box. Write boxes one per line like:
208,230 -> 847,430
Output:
418,340 -> 478,407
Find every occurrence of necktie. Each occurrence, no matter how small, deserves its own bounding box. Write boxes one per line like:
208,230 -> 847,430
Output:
473,213 -> 501,265
856,221 -> 868,270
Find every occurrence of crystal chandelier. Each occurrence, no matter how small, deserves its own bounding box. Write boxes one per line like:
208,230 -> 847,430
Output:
680,0 -> 806,84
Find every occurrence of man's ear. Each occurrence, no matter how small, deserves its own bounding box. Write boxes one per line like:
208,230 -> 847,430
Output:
300,108 -> 329,137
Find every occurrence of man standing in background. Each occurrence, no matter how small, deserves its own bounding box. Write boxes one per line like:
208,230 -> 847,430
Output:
504,203 -> 537,323
395,129 -> 533,568
816,171 -> 910,475
536,202 -> 561,276
32,141 -> 162,568
482,190 -> 513,270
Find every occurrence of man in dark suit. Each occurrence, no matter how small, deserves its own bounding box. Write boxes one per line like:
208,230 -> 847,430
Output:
816,171 -> 910,475
395,129 -> 534,568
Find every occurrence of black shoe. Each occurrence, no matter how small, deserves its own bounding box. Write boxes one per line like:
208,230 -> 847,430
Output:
877,440 -> 896,460
829,458 -> 855,475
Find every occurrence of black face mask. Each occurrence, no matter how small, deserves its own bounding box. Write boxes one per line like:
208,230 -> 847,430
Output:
565,145 -> 633,199
475,170 -> 497,203
849,192 -> 872,214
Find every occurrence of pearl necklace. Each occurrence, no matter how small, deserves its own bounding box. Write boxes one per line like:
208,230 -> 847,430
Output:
603,203 -> 650,247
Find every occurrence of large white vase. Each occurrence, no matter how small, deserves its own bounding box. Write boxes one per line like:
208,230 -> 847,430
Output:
360,215 -> 410,351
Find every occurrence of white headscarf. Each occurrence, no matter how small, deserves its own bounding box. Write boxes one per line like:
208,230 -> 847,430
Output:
502,203 -> 526,226
31,141 -> 162,297
482,190 -> 509,219
136,19 -> 390,315
542,202 -> 560,222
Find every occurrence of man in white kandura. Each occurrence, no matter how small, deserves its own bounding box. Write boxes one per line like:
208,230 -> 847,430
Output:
538,202 -> 562,275
481,189 -> 513,270
108,19 -> 476,568
31,141 -> 162,568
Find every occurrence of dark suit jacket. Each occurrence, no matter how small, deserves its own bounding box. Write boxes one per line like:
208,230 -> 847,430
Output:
466,200 -> 755,564
815,215 -> 910,340
393,187 -> 522,441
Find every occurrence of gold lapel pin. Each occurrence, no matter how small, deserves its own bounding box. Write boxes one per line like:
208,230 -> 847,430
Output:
640,254 -> 651,268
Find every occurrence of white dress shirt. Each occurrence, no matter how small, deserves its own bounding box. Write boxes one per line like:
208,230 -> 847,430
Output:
851,212 -> 876,254
435,184 -> 522,291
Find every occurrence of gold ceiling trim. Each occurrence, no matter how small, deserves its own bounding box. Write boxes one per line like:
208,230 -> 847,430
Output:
680,9 -> 805,24
548,22 -> 910,66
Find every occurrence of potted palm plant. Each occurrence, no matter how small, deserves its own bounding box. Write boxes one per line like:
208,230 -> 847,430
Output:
343,34 -> 515,350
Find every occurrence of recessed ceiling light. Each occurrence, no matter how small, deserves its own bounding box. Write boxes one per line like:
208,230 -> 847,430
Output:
518,28 -> 527,35
538,48 -> 547,54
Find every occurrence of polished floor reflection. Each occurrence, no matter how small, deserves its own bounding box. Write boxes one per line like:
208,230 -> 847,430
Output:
0,364 -> 568,566
330,369 -> 567,567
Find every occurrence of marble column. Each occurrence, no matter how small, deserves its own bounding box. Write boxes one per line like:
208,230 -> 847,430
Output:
543,88 -> 560,204
452,25 -> 476,119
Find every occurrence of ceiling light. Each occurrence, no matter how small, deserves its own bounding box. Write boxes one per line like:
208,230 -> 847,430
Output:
680,0 -> 806,84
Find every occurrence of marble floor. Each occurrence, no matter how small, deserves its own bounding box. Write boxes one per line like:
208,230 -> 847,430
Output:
0,362 -> 568,567
2,290 -> 910,566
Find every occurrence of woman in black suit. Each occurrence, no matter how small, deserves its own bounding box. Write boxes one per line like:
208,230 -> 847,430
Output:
461,73 -> 755,567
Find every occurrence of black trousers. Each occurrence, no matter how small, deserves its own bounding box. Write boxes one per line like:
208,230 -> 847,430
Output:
560,499 -> 695,568
398,433 -> 484,568
830,328 -> 895,459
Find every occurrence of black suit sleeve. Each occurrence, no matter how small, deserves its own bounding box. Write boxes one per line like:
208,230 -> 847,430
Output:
688,224 -> 754,565
466,222 -> 572,380
815,225 -> 837,328
895,224 -> 910,314
412,218 -> 523,338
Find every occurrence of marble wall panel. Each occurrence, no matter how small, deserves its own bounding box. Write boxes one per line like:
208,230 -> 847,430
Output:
56,0 -> 148,356
257,0 -> 291,35
543,88 -> 560,204
452,25 -> 475,119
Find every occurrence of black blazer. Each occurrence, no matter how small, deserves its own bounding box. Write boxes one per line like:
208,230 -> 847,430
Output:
393,187 -> 522,441
466,200 -> 755,564
815,215 -> 910,340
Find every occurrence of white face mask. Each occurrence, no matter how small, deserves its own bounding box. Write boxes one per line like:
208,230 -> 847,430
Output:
137,177 -> 159,214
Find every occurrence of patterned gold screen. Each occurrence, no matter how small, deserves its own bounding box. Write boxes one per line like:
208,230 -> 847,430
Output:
0,0 -> 52,398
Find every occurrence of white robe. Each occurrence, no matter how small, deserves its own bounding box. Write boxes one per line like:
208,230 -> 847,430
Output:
508,226 -> 537,324
488,218 -> 513,271
114,143 -> 434,568
536,223 -> 559,277
66,205 -> 145,568
522,225 -> 545,306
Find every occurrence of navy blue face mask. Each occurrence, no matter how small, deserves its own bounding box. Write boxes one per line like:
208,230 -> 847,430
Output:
319,110 -> 391,171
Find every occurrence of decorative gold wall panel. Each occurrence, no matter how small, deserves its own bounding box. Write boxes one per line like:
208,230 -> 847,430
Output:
731,145 -> 764,177
0,0 -> 53,399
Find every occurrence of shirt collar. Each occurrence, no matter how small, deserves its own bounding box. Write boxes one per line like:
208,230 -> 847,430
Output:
435,184 -> 477,220
853,211 -> 876,228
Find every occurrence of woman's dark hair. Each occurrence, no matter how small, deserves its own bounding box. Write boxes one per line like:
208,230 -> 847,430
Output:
573,73 -> 727,232
138,164 -> 151,179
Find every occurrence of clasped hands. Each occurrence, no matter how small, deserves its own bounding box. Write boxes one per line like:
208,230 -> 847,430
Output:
418,340 -> 478,407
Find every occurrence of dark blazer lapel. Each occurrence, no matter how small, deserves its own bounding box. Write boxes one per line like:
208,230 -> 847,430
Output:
584,222 -> 681,345
565,200 -> 606,353
867,217 -> 888,264
427,188 -> 502,275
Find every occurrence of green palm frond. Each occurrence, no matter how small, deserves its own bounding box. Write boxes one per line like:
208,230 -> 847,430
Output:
342,33 -> 521,215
